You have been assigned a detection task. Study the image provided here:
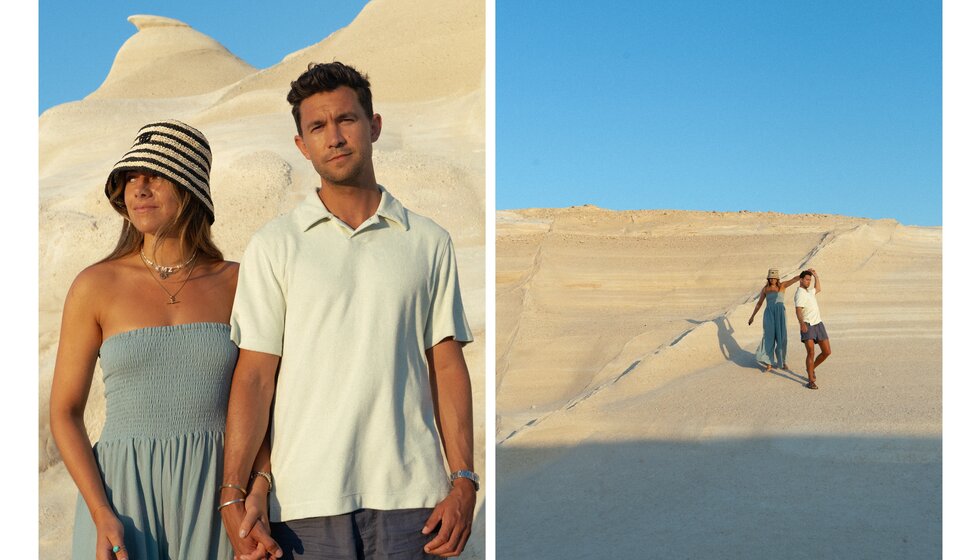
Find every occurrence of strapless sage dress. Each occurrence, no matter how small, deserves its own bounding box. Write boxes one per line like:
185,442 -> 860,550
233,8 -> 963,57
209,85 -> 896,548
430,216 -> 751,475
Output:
71,323 -> 237,559
754,291 -> 788,368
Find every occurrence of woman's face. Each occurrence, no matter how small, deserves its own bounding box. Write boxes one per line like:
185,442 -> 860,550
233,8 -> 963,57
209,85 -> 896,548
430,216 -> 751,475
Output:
768,277 -> 778,287
123,171 -> 181,234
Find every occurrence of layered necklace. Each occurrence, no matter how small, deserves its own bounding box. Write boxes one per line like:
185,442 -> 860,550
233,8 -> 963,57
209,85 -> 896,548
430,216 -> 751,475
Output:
140,249 -> 196,279
140,248 -> 199,305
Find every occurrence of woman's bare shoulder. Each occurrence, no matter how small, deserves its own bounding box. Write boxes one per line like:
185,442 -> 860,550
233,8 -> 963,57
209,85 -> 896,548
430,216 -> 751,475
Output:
63,258 -> 137,317
223,260 -> 240,290
207,259 -> 239,279
70,258 -> 130,294
194,258 -> 239,292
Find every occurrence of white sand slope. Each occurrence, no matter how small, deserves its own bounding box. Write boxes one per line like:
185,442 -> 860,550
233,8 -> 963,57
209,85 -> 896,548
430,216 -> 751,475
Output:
39,1 -> 485,557
496,208 -> 940,558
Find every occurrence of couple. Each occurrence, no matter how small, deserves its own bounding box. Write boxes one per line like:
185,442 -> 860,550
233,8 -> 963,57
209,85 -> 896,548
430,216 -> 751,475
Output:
748,268 -> 831,389
49,62 -> 478,560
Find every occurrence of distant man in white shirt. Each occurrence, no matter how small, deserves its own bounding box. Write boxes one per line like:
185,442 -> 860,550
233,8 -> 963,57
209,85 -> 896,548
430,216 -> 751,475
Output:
794,268 -> 831,390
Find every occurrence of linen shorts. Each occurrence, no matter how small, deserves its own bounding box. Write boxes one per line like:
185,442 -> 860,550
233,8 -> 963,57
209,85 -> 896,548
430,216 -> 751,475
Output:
271,508 -> 438,559
800,321 -> 829,342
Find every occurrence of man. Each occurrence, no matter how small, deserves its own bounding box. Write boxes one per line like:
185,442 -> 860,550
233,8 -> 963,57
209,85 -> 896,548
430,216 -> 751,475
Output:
795,268 -> 831,390
220,62 -> 477,559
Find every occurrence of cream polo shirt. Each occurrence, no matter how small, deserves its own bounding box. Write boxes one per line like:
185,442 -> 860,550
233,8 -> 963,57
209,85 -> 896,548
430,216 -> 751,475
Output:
230,186 -> 473,522
794,285 -> 822,325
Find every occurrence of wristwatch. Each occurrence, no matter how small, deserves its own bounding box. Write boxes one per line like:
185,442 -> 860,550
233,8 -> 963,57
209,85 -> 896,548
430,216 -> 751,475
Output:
449,470 -> 480,491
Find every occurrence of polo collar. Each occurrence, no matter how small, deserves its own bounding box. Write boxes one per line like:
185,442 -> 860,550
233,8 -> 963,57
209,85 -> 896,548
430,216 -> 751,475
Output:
298,185 -> 409,232
375,185 -> 409,229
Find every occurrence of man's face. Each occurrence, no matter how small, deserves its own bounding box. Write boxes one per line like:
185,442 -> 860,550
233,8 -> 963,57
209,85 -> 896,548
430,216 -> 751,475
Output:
800,274 -> 812,288
294,86 -> 382,188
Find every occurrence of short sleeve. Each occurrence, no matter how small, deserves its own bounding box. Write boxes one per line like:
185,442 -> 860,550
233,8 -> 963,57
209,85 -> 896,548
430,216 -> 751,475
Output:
424,236 -> 473,349
230,233 -> 287,356
793,288 -> 805,308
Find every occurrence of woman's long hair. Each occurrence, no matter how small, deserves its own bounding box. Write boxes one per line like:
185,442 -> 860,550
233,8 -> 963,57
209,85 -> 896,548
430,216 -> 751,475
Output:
766,277 -> 782,290
99,174 -> 223,264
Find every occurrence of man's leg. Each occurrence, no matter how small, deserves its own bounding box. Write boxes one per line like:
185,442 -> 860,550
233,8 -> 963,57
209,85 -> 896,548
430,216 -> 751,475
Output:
804,339 -> 817,387
814,339 -> 831,370
271,515 -> 359,559
359,508 -> 438,560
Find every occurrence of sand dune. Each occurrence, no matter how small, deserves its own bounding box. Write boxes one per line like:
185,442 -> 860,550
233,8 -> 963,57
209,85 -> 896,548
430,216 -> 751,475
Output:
496,207 -> 940,558
39,1 -> 485,557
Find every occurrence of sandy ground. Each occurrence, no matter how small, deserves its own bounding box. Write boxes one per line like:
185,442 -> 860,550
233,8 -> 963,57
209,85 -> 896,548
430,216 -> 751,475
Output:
39,1 -> 486,557
496,207 -> 941,558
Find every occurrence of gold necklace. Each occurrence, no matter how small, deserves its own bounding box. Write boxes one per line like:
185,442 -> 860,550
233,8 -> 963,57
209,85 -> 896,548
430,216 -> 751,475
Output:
142,253 -> 198,304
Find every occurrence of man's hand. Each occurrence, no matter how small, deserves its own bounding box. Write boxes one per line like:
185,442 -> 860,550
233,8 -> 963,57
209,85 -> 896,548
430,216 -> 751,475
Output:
221,500 -> 282,560
240,485 -> 282,560
809,269 -> 822,293
800,323 -> 808,334
421,481 -> 476,557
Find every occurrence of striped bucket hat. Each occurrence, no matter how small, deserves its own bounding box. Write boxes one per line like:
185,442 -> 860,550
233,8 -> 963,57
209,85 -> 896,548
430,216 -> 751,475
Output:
105,120 -> 215,223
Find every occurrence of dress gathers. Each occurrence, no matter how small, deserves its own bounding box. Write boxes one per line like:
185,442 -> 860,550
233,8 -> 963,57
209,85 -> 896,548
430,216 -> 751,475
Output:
754,291 -> 788,369
71,323 -> 237,559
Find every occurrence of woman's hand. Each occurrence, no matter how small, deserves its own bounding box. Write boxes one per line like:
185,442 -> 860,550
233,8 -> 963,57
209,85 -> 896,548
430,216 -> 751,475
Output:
93,505 -> 128,560
232,479 -> 282,560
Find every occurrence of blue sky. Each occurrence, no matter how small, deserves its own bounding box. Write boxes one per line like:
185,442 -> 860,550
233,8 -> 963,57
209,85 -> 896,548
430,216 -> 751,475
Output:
40,0 -> 371,113
39,1 -> 942,225
497,1 -> 942,226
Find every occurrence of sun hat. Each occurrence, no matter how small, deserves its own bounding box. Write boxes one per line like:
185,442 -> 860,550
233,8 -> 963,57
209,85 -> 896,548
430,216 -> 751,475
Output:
105,120 -> 214,223
767,268 -> 779,279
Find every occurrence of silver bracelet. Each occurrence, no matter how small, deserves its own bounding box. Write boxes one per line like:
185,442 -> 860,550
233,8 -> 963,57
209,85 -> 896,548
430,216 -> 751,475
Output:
217,498 -> 245,512
219,483 -> 247,496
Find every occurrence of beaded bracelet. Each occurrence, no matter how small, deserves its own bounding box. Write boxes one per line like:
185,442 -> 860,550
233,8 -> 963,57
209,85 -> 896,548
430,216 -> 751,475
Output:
251,471 -> 274,493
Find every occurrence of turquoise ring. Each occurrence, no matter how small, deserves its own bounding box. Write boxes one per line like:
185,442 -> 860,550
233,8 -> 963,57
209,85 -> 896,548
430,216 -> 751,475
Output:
112,545 -> 123,553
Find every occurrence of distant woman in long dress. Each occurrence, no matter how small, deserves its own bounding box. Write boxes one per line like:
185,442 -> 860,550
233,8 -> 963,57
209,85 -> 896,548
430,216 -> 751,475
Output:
49,121 -> 272,560
747,268 -> 801,371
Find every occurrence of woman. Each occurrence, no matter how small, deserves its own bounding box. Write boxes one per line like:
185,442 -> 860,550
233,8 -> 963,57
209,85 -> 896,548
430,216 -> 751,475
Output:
747,268 -> 801,372
49,120 -> 271,560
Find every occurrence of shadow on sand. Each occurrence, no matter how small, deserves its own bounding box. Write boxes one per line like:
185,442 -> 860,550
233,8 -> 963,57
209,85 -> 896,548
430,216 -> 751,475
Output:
698,316 -> 811,387
498,435 -> 940,559
767,366 -> 810,386
709,316 -> 758,368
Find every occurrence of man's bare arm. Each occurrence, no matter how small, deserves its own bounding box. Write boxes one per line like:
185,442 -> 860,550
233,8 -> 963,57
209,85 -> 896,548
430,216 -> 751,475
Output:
812,269 -> 821,294
422,338 -> 475,558
220,349 -> 283,558
796,306 -> 808,333
234,427 -> 277,560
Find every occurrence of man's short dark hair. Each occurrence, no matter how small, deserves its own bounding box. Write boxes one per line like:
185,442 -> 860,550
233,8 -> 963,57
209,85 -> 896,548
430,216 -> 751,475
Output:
287,62 -> 373,134
800,270 -> 813,279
